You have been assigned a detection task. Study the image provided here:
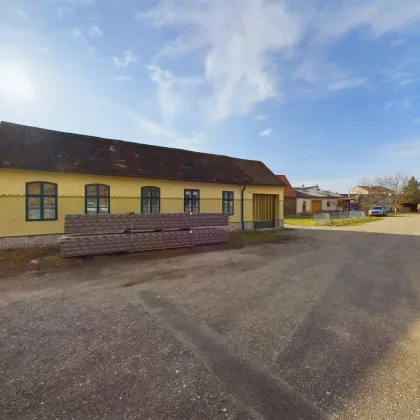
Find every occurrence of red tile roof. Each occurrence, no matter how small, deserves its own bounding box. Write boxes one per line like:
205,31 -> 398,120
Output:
277,175 -> 297,197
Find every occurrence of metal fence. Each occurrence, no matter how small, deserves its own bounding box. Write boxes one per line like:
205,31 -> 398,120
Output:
314,211 -> 366,226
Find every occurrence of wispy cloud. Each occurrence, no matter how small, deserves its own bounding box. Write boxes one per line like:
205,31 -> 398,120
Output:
112,50 -> 137,69
38,46 -> 50,53
97,98 -> 206,151
139,0 -> 302,121
13,9 -> 28,21
391,38 -> 405,47
112,76 -> 131,83
260,128 -> 274,136
382,138 -> 420,159
146,65 -> 202,119
57,0 -> 95,20
69,27 -> 84,38
88,24 -> 103,37
147,65 -> 202,88
167,132 -> 206,151
385,98 -> 412,110
328,78 -> 367,91
254,114 -> 270,121
411,117 -> 420,125
138,0 -> 420,122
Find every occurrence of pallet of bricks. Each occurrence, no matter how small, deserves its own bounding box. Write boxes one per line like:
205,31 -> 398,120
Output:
61,213 -> 229,257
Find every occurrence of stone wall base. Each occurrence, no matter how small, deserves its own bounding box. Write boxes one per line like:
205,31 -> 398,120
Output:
0,234 -> 63,251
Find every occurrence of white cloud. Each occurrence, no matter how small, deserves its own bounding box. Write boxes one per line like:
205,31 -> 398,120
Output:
139,0 -> 303,121
382,138 -> 420,159
13,9 -> 28,21
146,65 -> 202,119
138,0 -> 420,124
147,65 -> 202,88
390,73 -> 420,87
254,114 -> 270,121
167,132 -> 206,151
38,46 -> 50,53
112,50 -> 137,69
88,24 -> 103,37
391,38 -> 405,47
96,98 -> 206,151
384,98 -> 412,110
69,27 -> 83,38
112,76 -> 131,83
328,78 -> 367,91
260,128 -> 274,136
316,1 -> 420,39
57,0 -> 95,20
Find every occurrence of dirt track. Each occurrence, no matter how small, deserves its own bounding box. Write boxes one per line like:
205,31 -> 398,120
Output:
1,215 -> 420,419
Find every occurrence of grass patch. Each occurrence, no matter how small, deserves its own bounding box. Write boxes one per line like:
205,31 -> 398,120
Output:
0,247 -> 80,279
319,217 -> 384,227
284,216 -> 315,226
230,230 -> 284,245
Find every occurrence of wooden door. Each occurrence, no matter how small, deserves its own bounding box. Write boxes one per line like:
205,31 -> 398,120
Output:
312,200 -> 322,213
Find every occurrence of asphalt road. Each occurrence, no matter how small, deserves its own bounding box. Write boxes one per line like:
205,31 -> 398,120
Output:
1,215 -> 420,419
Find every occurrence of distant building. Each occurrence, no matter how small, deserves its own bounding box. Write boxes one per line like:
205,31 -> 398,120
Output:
293,185 -> 341,214
276,175 -> 296,215
349,185 -> 393,195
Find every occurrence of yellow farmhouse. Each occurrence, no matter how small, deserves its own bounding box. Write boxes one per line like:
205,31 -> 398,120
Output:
0,121 -> 285,247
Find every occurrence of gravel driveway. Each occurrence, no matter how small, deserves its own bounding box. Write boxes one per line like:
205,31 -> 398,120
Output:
1,215 -> 420,419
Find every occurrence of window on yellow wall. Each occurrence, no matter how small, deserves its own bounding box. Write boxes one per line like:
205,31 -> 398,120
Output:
222,191 -> 234,215
141,187 -> 160,213
26,182 -> 58,221
184,189 -> 200,213
85,184 -> 110,214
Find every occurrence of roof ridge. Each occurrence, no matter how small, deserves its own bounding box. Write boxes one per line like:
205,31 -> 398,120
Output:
0,120 -> 250,162
0,121 -> 283,186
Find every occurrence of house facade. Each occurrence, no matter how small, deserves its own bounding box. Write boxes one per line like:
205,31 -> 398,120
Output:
349,185 -> 394,195
276,175 -> 296,215
0,122 -> 285,245
294,186 -> 341,214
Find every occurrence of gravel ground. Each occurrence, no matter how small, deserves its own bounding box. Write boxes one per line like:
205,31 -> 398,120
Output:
1,215 -> 420,419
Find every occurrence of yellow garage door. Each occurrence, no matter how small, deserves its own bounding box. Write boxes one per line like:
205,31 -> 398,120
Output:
312,200 -> 322,213
253,194 -> 276,229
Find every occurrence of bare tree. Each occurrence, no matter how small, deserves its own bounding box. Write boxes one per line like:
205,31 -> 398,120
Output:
357,173 -> 410,210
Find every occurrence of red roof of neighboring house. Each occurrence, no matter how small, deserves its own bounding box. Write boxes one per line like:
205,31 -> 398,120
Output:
277,175 -> 297,197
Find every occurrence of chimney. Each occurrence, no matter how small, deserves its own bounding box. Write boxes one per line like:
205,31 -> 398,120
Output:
302,184 -> 304,188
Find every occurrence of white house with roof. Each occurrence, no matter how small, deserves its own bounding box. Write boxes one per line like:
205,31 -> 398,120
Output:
293,185 -> 341,214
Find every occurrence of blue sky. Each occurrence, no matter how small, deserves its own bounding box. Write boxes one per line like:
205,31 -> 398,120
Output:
1,0 -> 420,192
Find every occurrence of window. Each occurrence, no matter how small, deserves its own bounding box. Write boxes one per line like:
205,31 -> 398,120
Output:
222,191 -> 234,215
85,184 -> 110,214
141,186 -> 160,214
327,201 -> 331,208
302,200 -> 307,213
184,189 -> 200,213
26,182 -> 57,221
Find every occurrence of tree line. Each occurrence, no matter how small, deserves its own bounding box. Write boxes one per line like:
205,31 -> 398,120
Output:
358,174 -> 420,209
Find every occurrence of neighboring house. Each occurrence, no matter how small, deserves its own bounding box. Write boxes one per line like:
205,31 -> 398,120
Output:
0,121 -> 285,244
348,185 -> 394,195
276,175 -> 296,215
349,185 -> 395,211
293,185 -> 341,214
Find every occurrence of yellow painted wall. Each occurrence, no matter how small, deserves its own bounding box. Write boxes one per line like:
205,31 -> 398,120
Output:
0,169 -> 284,237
